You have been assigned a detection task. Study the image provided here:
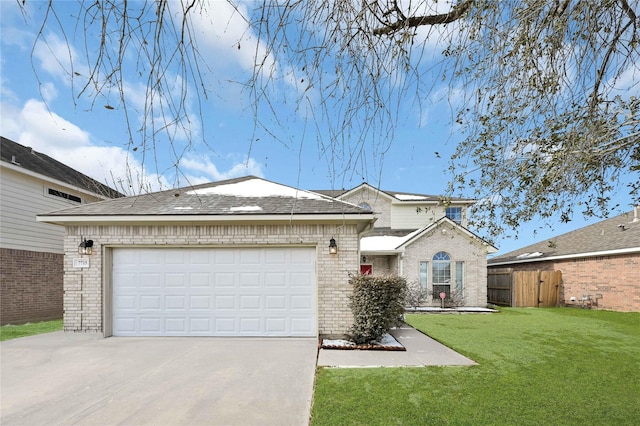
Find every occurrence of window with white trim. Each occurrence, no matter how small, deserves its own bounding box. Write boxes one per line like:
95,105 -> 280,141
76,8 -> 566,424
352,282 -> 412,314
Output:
432,251 -> 451,300
445,207 -> 462,224
455,261 -> 464,297
419,261 -> 428,289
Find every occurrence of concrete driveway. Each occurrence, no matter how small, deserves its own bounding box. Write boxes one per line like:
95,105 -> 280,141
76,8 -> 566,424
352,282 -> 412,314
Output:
1,332 -> 318,426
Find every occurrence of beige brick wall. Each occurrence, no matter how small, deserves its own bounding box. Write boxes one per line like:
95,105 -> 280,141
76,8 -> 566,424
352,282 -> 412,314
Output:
401,225 -> 490,307
362,254 -> 397,276
62,223 -> 361,336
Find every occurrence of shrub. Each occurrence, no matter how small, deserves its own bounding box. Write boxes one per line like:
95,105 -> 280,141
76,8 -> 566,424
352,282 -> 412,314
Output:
405,280 -> 430,308
348,274 -> 407,344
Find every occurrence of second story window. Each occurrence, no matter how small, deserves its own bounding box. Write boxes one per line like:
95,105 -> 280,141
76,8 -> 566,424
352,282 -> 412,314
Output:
445,207 -> 462,224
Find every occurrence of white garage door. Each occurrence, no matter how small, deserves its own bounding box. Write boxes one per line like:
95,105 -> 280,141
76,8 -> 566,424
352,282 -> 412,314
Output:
112,247 -> 316,337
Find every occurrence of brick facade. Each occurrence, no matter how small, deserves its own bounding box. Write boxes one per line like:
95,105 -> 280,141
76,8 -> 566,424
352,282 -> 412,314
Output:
401,226 -> 490,307
62,223 -> 361,337
0,248 -> 63,324
489,253 -> 640,312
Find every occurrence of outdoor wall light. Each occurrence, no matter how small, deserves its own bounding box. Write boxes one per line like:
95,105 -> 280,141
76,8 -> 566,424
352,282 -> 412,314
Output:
329,238 -> 338,254
362,255 -> 367,263
78,237 -> 94,255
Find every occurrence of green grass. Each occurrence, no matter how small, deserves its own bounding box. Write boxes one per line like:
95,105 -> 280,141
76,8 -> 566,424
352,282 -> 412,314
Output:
311,308 -> 640,425
0,319 -> 63,341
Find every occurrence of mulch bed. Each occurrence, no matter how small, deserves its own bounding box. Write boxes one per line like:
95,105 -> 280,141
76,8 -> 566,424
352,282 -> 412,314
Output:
320,333 -> 406,351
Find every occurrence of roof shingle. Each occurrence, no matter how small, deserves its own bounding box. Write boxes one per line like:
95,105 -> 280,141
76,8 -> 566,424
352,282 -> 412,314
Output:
489,209 -> 640,264
39,176 -> 371,217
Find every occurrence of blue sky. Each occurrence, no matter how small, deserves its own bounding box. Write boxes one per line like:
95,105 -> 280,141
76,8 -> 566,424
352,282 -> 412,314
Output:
1,1 -> 635,255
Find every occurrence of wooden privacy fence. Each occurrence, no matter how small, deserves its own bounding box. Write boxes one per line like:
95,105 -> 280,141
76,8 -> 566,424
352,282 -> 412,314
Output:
487,269 -> 562,307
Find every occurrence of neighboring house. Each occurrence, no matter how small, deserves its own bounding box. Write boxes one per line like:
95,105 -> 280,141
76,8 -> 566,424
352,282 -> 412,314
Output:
37,176 -> 374,338
313,184 -> 497,307
1,137 -> 123,324
488,208 -> 640,312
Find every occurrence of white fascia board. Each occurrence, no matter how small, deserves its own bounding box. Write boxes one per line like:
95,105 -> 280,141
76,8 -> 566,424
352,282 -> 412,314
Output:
1,161 -> 114,200
360,249 -> 402,255
338,184 -> 396,202
488,246 -> 640,266
36,213 -> 376,226
390,199 -> 476,205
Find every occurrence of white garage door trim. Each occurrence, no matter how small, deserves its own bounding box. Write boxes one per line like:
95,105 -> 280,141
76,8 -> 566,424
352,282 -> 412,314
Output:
110,247 -> 317,337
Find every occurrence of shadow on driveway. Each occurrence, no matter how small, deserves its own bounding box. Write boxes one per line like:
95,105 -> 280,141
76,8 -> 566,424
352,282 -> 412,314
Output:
1,332 -> 318,425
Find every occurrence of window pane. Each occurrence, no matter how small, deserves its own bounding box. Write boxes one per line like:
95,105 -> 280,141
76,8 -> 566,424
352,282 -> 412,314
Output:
455,261 -> 464,294
445,207 -> 462,224
433,252 -> 451,300
419,261 -> 428,289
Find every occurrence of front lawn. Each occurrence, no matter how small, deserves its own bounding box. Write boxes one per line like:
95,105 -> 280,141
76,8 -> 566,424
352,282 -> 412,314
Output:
0,319 -> 63,341
311,308 -> 640,425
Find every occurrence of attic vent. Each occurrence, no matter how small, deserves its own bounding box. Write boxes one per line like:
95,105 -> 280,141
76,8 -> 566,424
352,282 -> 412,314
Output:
47,188 -> 82,203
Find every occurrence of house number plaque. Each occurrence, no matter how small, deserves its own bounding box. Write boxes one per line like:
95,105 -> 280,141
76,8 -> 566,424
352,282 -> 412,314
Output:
73,258 -> 90,268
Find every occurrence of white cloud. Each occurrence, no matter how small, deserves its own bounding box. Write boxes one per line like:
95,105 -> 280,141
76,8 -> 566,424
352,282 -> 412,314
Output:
188,1 -> 276,78
32,32 -> 88,85
0,98 -> 170,194
39,82 -> 58,104
180,154 -> 265,182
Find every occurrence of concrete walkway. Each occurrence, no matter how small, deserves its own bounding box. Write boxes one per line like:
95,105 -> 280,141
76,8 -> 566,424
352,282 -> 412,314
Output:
317,326 -> 477,368
1,332 -> 317,426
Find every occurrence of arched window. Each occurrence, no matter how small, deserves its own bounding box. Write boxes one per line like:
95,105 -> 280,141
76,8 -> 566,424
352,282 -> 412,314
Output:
358,202 -> 372,211
432,251 -> 451,300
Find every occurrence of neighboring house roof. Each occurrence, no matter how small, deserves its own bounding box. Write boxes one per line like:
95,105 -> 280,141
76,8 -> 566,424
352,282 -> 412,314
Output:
312,183 -> 476,204
1,136 -> 123,199
38,176 -> 375,227
361,217 -> 497,254
488,208 -> 640,266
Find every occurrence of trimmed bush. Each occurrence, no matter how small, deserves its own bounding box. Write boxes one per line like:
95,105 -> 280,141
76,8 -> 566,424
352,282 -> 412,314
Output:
348,274 -> 407,344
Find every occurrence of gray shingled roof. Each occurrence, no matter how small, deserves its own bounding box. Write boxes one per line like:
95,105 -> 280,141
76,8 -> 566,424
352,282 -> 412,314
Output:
489,209 -> 640,264
1,136 -> 123,199
312,183 -> 475,203
39,176 -> 371,217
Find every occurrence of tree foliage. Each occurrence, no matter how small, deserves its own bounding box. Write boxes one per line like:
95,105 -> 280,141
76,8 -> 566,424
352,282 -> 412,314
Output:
22,0 -> 640,237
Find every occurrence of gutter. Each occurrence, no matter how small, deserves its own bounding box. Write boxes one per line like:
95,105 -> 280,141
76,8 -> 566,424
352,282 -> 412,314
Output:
36,213 -> 376,226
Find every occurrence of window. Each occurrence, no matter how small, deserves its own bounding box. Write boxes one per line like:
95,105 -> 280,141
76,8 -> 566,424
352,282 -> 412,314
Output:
445,207 -> 462,224
47,188 -> 82,203
419,261 -> 428,289
358,202 -> 372,211
432,251 -> 451,300
455,261 -> 464,296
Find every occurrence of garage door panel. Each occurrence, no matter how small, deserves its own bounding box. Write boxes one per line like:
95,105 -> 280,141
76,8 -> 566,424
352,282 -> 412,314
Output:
291,295 -> 312,310
141,251 -> 163,265
140,296 -> 161,310
240,250 -> 261,264
265,272 -> 286,287
115,293 -> 137,308
266,318 -> 286,333
265,295 -> 286,309
112,247 -> 316,337
190,273 -> 210,287
165,295 -> 186,310
189,295 -> 211,310
214,295 -> 235,309
190,318 -> 211,332
239,272 -> 260,287
165,318 -> 187,333
165,273 -> 185,288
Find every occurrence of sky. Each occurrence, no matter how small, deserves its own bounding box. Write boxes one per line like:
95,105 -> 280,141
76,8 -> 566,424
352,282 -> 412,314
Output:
0,1 -> 636,255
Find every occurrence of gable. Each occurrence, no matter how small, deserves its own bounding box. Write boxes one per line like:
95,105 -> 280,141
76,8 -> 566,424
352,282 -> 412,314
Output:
337,185 -> 394,228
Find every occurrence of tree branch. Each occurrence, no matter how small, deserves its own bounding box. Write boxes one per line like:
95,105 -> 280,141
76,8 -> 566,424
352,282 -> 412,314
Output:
373,0 -> 474,36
